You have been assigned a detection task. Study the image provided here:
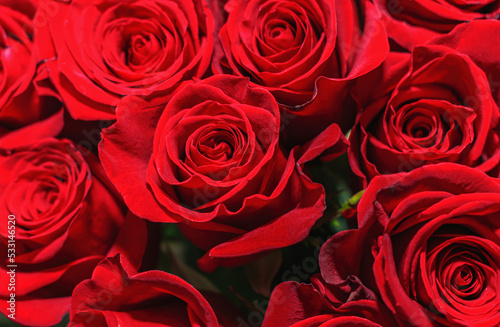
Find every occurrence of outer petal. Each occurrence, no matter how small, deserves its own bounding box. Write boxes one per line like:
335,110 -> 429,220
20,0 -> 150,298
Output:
99,96 -> 177,223
70,255 -> 227,327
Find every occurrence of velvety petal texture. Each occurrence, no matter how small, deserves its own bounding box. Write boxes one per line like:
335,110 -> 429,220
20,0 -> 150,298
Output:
262,276 -> 397,326
36,0 -> 214,120
349,21 -> 500,186
99,75 -> 348,272
213,0 -> 388,144
0,138 -> 147,326
70,255 -> 237,327
0,0 -> 60,131
321,163 -> 500,326
374,0 -> 500,50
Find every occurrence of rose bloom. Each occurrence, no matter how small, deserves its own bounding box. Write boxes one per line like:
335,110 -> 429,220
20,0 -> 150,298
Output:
374,0 -> 500,50
0,0 -> 60,131
349,21 -> 500,186
36,0 -> 214,120
213,0 -> 388,144
70,255 -> 238,327
0,136 -> 146,326
99,75 -> 348,272
322,163 -> 500,326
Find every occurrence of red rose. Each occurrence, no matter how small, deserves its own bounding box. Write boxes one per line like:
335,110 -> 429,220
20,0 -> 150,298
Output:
374,0 -> 500,50
213,0 -> 388,144
99,75 -> 348,272
0,0 -> 60,130
322,164 -> 500,326
349,22 -> 500,186
70,255 -> 239,327
0,136 -> 147,326
262,277 -> 397,327
36,0 -> 214,120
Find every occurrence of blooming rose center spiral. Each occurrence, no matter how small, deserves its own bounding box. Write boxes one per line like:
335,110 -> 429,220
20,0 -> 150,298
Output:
407,121 -> 431,139
198,128 -> 236,161
1,143 -> 89,233
454,265 -> 476,291
398,106 -> 443,147
264,19 -> 296,50
100,4 -> 174,79
256,3 -> 318,58
436,243 -> 491,301
6,159 -> 73,223
127,32 -> 161,67
31,179 -> 62,215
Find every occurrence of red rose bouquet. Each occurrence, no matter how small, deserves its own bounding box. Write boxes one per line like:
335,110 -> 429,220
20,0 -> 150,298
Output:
1,0 -> 499,326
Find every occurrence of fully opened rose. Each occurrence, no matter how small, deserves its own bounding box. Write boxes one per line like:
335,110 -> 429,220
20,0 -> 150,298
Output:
0,138 -> 147,326
37,0 -> 214,120
99,75 -> 348,272
349,21 -> 500,186
214,0 -> 388,144
321,164 -> 500,326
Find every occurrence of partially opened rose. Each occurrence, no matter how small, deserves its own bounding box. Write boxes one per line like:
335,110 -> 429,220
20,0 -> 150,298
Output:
70,255 -> 238,326
349,22 -> 500,185
214,0 -> 388,144
374,0 -> 500,50
36,0 -> 214,120
0,137 -> 147,326
322,164 -> 500,326
99,75 -> 348,272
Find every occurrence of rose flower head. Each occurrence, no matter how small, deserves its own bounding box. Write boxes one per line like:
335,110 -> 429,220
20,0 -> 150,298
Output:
36,0 -> 214,120
99,75 -> 348,272
0,136 -> 146,326
321,163 -> 500,326
213,0 -> 389,144
349,21 -> 500,186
